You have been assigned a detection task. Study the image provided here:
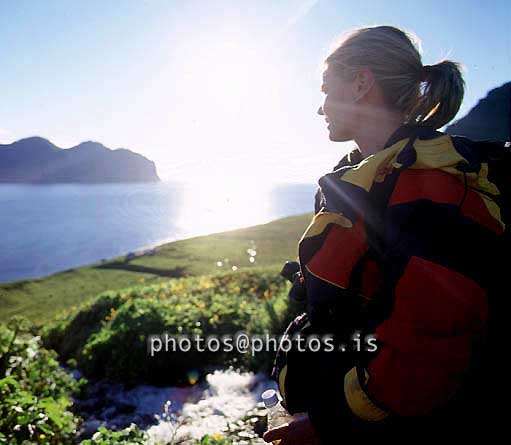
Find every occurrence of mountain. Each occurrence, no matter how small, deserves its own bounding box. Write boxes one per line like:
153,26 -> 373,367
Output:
0,137 -> 160,183
446,82 -> 510,141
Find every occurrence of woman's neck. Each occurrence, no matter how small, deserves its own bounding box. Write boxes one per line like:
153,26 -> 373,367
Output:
353,113 -> 405,159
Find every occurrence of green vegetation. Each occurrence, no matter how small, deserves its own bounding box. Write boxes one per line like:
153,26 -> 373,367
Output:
0,213 -> 312,323
80,425 -> 147,445
1,266 -> 300,444
1,264 -> 300,443
79,418 -> 265,445
0,317 -> 86,445
43,268 -> 299,384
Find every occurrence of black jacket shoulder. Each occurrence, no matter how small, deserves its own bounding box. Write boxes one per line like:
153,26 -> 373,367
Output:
314,148 -> 362,214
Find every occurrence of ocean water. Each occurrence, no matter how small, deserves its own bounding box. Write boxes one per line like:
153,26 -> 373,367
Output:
0,181 -> 317,283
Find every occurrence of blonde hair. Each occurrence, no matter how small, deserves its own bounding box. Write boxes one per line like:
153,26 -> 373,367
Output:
324,25 -> 465,129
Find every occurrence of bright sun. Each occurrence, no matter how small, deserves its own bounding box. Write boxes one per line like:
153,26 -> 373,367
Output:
186,42 -> 278,113
160,35 -> 290,188
175,39 -> 282,136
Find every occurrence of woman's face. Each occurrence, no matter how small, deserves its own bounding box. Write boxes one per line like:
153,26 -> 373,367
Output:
318,68 -> 359,142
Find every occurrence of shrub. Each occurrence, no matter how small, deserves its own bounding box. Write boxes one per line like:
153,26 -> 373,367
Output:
80,424 -> 146,445
43,269 -> 298,385
0,317 -> 85,445
43,291 -> 126,361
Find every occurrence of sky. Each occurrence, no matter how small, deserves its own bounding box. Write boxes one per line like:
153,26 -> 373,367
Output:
0,0 -> 509,184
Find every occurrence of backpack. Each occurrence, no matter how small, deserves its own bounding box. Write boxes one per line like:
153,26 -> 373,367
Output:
272,134 -> 511,432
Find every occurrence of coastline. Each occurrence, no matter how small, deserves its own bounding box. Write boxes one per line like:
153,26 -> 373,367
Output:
0,181 -> 318,283
0,212 -> 312,323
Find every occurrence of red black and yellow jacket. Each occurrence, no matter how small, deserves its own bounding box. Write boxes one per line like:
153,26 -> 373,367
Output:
293,124 -> 509,441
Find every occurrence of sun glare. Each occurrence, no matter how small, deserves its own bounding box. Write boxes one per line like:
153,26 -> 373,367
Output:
158,34 -> 292,202
172,38 -> 283,143
174,178 -> 275,237
183,40 -> 281,116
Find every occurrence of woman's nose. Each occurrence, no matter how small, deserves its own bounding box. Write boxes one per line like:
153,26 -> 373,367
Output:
317,106 -> 324,116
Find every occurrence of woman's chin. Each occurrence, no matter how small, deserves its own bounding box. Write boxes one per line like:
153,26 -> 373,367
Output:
328,128 -> 349,142
327,123 -> 353,142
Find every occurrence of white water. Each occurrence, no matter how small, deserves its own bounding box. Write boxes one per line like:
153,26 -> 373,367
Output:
80,368 -> 278,444
146,369 -> 276,444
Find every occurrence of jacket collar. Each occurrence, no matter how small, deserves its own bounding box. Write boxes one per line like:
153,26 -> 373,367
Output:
336,125 -> 441,170
384,124 -> 441,149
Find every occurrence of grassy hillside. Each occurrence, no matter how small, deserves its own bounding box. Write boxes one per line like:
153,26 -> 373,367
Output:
0,213 -> 312,323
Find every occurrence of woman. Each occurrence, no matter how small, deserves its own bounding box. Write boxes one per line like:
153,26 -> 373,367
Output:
264,25 -> 505,444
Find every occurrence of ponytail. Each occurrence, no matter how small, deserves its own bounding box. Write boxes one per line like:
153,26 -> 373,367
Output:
407,60 -> 465,129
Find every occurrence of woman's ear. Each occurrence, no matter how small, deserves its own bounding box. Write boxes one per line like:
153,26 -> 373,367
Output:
353,67 -> 375,102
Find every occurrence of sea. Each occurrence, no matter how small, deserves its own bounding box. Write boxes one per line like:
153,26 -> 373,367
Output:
0,181 -> 317,283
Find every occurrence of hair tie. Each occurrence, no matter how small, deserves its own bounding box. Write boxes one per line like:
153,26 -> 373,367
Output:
421,64 -> 432,82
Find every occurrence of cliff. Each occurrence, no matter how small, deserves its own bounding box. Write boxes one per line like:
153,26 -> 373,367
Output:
0,137 -> 160,183
446,82 -> 510,141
